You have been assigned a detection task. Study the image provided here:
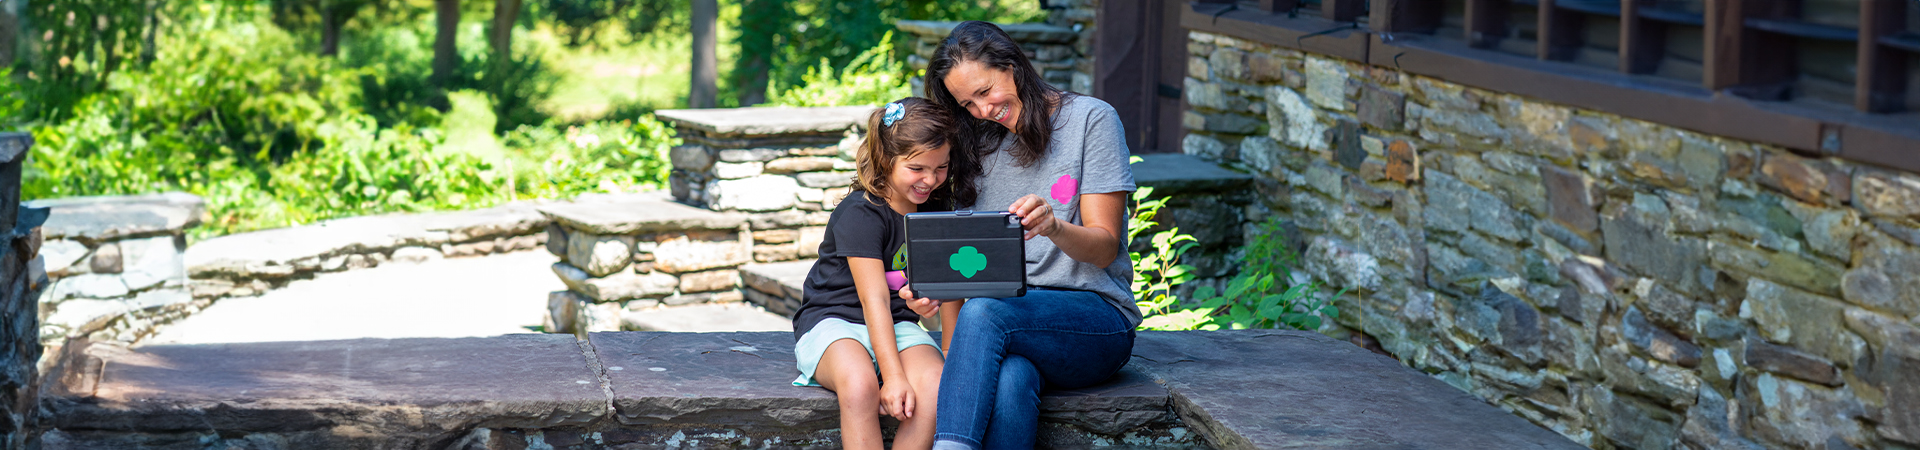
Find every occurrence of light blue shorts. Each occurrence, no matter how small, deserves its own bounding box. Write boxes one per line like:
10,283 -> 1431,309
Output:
793,317 -> 938,387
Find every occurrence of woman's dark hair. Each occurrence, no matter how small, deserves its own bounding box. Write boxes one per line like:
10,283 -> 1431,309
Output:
925,20 -> 1071,169
852,97 -> 974,209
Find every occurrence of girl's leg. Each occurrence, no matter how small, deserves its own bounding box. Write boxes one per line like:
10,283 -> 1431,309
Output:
815,338 -> 884,450
981,354 -> 1042,450
934,290 -> 1135,450
892,344 -> 946,450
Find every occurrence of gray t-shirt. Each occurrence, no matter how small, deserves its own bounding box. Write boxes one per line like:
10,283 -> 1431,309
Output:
966,95 -> 1141,328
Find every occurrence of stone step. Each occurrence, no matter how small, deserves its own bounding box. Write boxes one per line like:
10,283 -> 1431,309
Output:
1131,153 -> 1257,196
738,260 -> 811,317
41,331 -> 1582,449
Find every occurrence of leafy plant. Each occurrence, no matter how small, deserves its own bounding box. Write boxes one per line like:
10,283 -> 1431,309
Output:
1129,157 -> 1213,331
1184,218 -> 1344,331
765,31 -> 911,107
1129,154 -> 1343,331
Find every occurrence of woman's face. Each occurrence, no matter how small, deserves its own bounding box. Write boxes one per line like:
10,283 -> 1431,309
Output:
942,60 -> 1022,131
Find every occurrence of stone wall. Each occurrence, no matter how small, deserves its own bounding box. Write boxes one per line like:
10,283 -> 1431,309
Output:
538,194 -> 757,334
1180,29 -> 1920,449
31,193 -> 201,350
896,20 -> 1087,97
1,132 -> 49,450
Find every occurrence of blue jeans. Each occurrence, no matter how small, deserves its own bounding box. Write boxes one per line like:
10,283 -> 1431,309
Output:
933,289 -> 1135,450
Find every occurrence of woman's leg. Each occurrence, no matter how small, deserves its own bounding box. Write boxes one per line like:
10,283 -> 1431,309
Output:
933,289 -> 1135,450
892,344 -> 946,450
815,339 -> 884,450
981,354 -> 1041,449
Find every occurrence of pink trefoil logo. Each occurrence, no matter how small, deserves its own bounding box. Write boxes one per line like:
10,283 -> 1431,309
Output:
1050,175 -> 1078,205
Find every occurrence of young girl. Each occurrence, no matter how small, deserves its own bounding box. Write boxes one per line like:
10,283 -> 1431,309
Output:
792,97 -> 968,450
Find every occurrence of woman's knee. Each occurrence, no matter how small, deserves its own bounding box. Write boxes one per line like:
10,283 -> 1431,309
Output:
955,297 -> 1014,328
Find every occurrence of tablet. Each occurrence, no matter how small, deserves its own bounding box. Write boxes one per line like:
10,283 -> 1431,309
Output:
903,210 -> 1027,300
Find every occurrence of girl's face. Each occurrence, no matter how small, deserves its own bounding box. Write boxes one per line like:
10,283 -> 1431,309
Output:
943,60 -> 1022,131
889,143 -> 951,206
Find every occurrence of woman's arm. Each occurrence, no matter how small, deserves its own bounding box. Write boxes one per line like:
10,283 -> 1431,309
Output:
848,256 -> 916,420
1008,191 -> 1128,268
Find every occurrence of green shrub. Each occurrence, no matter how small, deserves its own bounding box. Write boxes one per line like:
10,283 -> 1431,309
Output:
765,32 -> 911,107
23,2 -> 666,239
0,69 -> 23,127
1130,156 -> 1342,332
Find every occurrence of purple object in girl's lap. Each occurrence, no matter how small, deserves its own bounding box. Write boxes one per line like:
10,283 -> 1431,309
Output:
886,270 -> 908,291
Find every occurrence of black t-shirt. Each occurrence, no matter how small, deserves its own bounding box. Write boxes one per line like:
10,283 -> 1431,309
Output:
792,190 -> 921,339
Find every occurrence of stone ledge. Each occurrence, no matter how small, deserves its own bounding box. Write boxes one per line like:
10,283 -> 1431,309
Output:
538,195 -> 745,236
29,192 -> 207,243
186,201 -> 550,281
895,20 -> 1077,44
655,107 -> 876,137
1132,153 -> 1258,196
42,330 -> 1583,449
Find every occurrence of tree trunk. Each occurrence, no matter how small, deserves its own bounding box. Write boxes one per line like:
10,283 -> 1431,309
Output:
140,0 -> 157,67
689,0 -> 717,108
490,0 -> 519,59
432,0 -> 460,91
0,0 -> 17,68
320,2 -> 343,56
731,0 -> 781,106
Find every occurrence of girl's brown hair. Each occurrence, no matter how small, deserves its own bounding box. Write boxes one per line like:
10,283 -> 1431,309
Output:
851,97 -> 975,209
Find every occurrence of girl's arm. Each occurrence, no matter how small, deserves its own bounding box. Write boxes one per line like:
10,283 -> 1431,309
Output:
848,256 -> 916,420
939,299 -> 965,354
1008,191 -> 1128,268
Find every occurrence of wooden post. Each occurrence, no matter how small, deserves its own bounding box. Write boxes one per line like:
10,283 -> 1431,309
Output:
690,0 -> 718,109
1465,0 -> 1508,49
1253,0 -> 1300,13
1620,0 -> 1664,74
1856,0 -> 1907,112
1370,0 -> 1439,34
1537,0 -> 1582,61
1705,0 -> 1795,98
1324,0 -> 1366,22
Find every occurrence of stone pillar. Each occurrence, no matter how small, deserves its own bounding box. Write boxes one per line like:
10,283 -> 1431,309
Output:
1,132 -> 49,450
537,198 -> 750,334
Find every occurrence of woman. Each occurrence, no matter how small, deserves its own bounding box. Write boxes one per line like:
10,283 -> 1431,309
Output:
912,20 -> 1139,450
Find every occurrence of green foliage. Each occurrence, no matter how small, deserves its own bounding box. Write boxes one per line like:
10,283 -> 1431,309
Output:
730,0 -> 1045,105
535,0 -> 690,46
22,1 -> 668,239
21,0 -> 156,121
0,69 -> 24,127
341,15 -> 557,132
1130,156 -> 1343,332
1183,218 -> 1344,331
765,32 -> 911,107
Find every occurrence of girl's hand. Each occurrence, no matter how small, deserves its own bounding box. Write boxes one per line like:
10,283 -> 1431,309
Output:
1008,194 -> 1061,240
906,296 -> 940,317
880,379 -> 916,421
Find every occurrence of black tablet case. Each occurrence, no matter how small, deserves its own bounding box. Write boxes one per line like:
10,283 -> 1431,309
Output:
904,211 -> 1027,299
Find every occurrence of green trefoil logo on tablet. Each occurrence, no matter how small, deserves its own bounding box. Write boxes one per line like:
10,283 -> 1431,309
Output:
950,246 -> 987,278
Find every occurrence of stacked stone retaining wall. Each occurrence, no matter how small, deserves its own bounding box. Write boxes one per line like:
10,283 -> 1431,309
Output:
1181,29 -> 1920,449
896,19 -> 1088,96
31,193 -> 200,353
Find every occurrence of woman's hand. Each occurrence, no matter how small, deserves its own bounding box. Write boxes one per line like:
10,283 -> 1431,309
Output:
1008,194 -> 1061,240
880,379 -> 916,421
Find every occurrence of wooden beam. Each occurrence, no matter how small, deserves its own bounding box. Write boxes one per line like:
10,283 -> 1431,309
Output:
1324,0 -> 1367,22
1620,0 -> 1664,74
1465,0 -> 1509,49
1857,0 -> 1908,112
